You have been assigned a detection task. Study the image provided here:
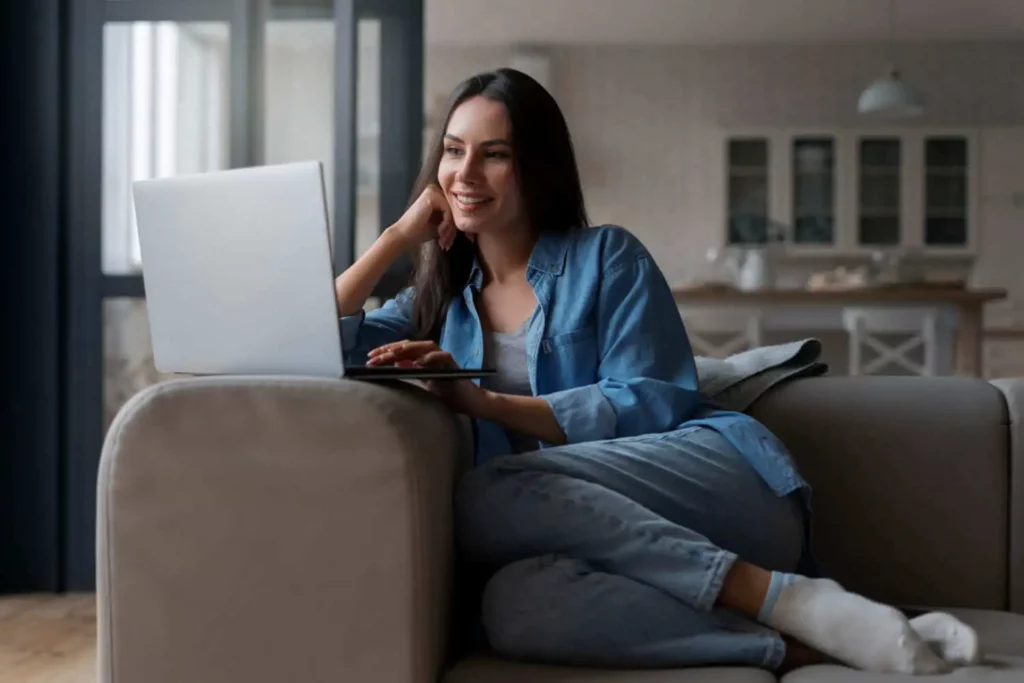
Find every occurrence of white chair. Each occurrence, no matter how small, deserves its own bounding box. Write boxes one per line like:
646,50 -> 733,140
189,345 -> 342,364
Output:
679,308 -> 764,359
842,306 -> 955,376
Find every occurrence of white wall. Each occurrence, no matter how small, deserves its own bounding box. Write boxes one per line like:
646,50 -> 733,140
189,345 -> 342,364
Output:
425,41 -> 1024,324
424,46 -> 516,126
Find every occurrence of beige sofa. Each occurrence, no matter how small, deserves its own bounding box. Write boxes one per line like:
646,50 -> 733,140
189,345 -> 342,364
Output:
97,375 -> 1024,682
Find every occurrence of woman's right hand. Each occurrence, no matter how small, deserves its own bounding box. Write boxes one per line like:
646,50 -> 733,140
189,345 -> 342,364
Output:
336,185 -> 457,316
390,185 -> 458,251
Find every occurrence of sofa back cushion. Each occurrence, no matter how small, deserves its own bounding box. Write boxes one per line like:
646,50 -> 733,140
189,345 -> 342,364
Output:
749,376 -> 1009,610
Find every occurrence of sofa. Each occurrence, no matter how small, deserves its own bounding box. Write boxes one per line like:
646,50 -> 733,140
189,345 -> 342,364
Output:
96,374 -> 1024,682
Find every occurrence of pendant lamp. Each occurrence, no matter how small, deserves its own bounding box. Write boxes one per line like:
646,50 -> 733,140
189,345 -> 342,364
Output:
857,0 -> 924,117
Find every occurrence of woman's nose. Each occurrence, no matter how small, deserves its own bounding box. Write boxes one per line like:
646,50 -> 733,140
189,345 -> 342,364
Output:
455,153 -> 483,183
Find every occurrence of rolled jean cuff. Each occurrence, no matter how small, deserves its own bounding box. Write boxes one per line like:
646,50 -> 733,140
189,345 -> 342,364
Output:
762,633 -> 787,670
693,548 -> 738,612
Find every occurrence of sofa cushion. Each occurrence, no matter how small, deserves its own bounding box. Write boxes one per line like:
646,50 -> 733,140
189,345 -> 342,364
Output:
780,609 -> 1024,683
444,657 -> 776,683
782,657 -> 1023,682
748,377 -> 1009,610
446,610 -> 1024,683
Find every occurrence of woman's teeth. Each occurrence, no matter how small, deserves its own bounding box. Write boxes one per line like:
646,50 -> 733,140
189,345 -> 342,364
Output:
456,194 -> 489,205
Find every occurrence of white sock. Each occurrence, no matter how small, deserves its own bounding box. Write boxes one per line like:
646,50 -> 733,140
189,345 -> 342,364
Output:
910,612 -> 981,665
759,574 -> 952,674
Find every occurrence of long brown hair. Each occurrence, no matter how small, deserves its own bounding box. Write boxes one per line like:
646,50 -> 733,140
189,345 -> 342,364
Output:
408,68 -> 589,341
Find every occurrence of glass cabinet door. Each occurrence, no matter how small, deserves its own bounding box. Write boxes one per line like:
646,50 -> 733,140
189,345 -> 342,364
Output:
857,137 -> 901,246
792,137 -> 835,245
924,136 -> 969,246
726,138 -> 769,244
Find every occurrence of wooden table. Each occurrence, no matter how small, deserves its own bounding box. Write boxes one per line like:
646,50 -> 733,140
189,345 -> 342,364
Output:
673,285 -> 1007,377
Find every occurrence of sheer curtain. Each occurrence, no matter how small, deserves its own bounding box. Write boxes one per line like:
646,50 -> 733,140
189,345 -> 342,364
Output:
101,22 -> 228,275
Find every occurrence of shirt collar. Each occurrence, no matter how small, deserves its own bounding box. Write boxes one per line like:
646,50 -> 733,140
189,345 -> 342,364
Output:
467,229 -> 570,291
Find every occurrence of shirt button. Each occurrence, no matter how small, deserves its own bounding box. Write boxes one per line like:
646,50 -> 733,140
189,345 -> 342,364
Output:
473,348 -> 480,356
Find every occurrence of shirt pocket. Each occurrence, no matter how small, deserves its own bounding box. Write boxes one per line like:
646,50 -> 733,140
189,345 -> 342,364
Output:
541,326 -> 599,379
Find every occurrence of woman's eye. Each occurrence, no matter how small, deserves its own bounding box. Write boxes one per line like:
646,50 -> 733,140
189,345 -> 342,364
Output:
486,150 -> 510,159
444,146 -> 462,156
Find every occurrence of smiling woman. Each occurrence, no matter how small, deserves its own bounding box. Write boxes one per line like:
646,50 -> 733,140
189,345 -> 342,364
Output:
439,111 -> 515,222
405,70 -> 588,340
329,68 -> 980,674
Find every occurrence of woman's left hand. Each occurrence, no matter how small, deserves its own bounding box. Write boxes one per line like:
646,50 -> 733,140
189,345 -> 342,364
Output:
367,340 -> 489,416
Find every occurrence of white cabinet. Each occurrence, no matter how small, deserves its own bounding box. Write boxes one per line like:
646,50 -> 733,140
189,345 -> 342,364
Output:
717,128 -> 979,255
969,127 -> 1024,328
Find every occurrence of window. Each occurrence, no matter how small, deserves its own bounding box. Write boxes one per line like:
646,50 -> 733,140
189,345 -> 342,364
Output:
263,17 -> 380,258
355,19 -> 381,258
924,137 -> 968,246
101,22 -> 230,275
858,138 -> 901,246
726,138 -> 769,244
792,137 -> 835,245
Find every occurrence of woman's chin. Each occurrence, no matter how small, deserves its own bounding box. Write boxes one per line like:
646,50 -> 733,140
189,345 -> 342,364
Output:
455,222 -> 482,235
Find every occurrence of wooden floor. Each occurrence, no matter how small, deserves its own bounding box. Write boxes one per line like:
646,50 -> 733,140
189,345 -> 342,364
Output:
0,595 -> 96,683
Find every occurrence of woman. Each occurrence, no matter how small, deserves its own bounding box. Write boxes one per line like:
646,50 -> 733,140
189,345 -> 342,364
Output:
334,69 -> 978,673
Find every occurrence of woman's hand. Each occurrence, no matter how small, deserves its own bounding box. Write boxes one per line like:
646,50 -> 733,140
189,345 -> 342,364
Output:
334,185 -> 466,315
368,339 -> 568,445
368,340 -> 488,416
389,185 -> 460,251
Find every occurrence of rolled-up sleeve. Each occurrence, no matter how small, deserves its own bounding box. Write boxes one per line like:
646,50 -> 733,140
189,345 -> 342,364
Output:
541,247 -> 702,443
340,288 -> 415,365
542,384 -> 618,443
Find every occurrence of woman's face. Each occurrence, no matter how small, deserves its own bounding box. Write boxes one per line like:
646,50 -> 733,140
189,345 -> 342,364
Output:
437,96 -> 524,236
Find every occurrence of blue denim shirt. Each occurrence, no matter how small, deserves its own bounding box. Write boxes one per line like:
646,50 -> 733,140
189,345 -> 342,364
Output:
340,225 -> 809,501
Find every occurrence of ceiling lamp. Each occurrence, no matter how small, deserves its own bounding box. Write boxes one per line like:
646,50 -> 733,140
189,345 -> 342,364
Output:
857,0 -> 924,117
858,68 -> 925,117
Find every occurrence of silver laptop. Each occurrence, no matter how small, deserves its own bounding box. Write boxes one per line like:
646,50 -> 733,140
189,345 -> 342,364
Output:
132,160 -> 494,381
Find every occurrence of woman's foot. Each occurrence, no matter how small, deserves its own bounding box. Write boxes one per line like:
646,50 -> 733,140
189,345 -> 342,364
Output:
910,612 -> 981,665
758,575 -> 952,674
774,613 -> 980,675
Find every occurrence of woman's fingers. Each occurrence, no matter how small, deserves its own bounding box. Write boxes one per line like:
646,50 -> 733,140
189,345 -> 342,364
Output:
414,350 -> 458,369
366,340 -> 461,370
369,340 -> 434,357
422,186 -> 461,251
367,340 -> 440,365
438,210 -> 455,251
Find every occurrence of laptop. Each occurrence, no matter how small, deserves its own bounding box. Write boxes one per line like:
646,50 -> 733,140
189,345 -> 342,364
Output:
132,160 -> 495,381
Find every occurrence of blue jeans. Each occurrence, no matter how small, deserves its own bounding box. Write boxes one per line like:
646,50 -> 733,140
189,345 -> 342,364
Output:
455,426 -> 806,670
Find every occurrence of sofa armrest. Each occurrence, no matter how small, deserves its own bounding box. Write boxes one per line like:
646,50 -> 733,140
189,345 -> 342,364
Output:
97,377 -> 471,683
991,378 -> 1024,613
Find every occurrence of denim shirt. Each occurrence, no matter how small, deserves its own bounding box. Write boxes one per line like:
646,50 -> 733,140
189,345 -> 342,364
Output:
340,225 -> 809,501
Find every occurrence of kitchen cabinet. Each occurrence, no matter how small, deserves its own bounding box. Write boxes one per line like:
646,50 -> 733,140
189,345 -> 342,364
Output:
720,128 -> 978,255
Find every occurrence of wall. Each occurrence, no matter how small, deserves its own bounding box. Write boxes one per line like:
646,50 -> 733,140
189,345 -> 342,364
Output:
425,42 -> 1024,332
424,46 -> 515,120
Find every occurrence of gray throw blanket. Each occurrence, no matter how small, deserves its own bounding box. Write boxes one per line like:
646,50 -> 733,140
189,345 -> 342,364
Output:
696,338 -> 828,413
